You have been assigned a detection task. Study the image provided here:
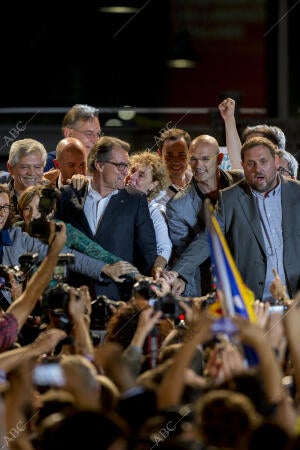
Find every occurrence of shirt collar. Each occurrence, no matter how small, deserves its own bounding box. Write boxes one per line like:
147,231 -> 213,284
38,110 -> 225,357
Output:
251,177 -> 281,199
86,178 -> 118,199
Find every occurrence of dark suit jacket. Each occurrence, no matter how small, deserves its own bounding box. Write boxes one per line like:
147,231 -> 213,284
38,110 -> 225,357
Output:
44,150 -> 56,172
167,169 -> 244,296
56,184 -> 157,300
173,176 -> 300,300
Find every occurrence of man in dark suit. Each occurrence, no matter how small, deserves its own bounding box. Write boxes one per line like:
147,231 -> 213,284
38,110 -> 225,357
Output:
56,136 -> 157,300
168,136 -> 300,301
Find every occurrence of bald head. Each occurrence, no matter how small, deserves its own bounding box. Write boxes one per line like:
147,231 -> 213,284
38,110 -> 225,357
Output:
189,135 -> 219,154
188,135 -> 221,190
56,137 -> 86,160
54,137 -> 87,184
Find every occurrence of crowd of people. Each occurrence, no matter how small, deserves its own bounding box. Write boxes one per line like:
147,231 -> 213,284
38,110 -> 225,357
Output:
1,100 -> 300,449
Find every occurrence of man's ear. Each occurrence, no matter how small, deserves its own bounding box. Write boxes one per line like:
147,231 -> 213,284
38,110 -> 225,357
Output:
53,159 -> 60,169
217,153 -> 224,165
94,160 -> 104,173
64,127 -> 71,138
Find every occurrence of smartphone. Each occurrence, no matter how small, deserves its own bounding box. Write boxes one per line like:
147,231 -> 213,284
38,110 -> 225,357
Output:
32,363 -> 66,387
269,304 -> 288,314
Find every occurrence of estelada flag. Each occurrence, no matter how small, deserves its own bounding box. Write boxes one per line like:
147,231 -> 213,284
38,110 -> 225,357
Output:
204,199 -> 256,322
204,199 -> 258,366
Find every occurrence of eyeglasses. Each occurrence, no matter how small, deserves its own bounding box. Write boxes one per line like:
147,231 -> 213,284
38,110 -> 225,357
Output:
189,154 -> 219,163
105,161 -> 130,172
71,128 -> 104,139
0,204 -> 10,213
278,166 -> 293,177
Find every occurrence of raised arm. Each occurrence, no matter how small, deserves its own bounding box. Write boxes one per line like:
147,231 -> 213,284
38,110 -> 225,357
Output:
218,98 -> 242,170
0,328 -> 66,373
157,303 -> 212,409
6,221 -> 66,330
232,315 -> 297,433
68,285 -> 94,358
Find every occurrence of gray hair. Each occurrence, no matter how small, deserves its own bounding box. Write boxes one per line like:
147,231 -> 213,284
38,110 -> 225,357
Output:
62,104 -> 99,133
242,124 -> 286,150
8,138 -> 47,167
269,126 -> 286,150
277,149 -> 298,178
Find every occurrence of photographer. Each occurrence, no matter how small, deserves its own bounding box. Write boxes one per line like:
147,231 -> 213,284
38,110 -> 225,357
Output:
0,183 -> 134,308
41,283 -> 94,360
0,220 -> 67,351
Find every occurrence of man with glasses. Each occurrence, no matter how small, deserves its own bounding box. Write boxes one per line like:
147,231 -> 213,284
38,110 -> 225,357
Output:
277,149 -> 298,179
45,104 -> 102,171
62,104 -> 103,153
56,136 -> 157,301
165,134 -> 243,296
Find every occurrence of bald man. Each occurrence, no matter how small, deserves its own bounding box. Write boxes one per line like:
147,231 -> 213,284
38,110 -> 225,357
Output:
44,137 -> 87,188
166,134 -> 244,296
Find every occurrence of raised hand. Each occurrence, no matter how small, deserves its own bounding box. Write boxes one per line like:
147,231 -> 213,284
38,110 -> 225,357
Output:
48,220 -> 67,253
269,268 -> 289,303
67,174 -> 88,191
218,97 -> 236,121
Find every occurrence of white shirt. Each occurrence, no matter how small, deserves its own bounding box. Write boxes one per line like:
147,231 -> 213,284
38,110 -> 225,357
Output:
57,173 -> 63,189
148,199 -> 172,262
84,179 -> 118,235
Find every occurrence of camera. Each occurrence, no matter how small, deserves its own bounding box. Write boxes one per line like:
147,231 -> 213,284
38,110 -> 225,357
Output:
0,264 -> 24,288
134,279 -> 217,320
149,293 -> 193,319
18,252 -> 39,287
132,278 -> 162,300
19,252 -> 39,271
133,278 -> 190,319
29,186 -> 62,242
90,295 -> 123,331
41,282 -> 80,332
51,253 -> 75,284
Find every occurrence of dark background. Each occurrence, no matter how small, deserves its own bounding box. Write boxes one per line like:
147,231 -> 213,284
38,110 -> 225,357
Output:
0,0 -> 300,167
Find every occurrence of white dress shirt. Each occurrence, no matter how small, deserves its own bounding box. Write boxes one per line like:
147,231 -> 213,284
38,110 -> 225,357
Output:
84,179 -> 118,235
